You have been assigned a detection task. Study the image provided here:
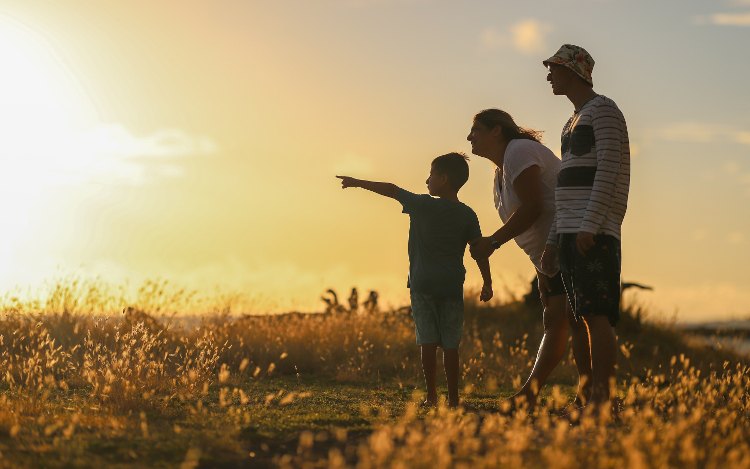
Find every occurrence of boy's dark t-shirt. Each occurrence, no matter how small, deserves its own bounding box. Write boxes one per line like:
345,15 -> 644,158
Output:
396,189 -> 482,300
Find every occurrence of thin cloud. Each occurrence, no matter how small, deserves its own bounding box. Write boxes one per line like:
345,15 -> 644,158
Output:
511,19 -> 553,54
0,123 -> 217,187
711,12 -> 750,26
691,229 -> 708,242
720,159 -> 750,196
688,228 -> 745,244
481,19 -> 553,55
722,160 -> 742,174
79,125 -> 217,159
656,122 -> 750,145
727,231 -> 745,244
694,10 -> 750,26
734,131 -> 750,145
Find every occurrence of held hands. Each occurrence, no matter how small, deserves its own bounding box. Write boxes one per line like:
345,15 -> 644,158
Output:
480,283 -> 493,302
469,236 -> 496,260
336,175 -> 360,189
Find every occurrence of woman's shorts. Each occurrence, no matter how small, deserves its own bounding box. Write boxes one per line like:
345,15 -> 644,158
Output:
537,271 -> 566,298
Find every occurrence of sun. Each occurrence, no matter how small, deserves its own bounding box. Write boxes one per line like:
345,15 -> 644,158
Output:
0,15 -> 96,170
0,15 -> 97,284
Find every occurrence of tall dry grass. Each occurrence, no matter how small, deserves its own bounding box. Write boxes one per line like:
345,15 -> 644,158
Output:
0,278 -> 747,467
286,359 -> 750,468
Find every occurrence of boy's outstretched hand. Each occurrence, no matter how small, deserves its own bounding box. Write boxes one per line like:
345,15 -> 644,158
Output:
480,283 -> 493,302
335,176 -> 400,199
336,175 -> 359,189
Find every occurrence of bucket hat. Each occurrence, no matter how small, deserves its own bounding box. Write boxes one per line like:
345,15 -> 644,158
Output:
543,44 -> 594,86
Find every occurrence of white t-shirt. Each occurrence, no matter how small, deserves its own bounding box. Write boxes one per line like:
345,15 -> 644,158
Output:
493,139 -> 561,276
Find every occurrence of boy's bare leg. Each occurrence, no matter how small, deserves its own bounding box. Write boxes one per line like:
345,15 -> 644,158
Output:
421,344 -> 439,405
443,348 -> 459,407
583,316 -> 617,405
513,295 -> 568,408
568,303 -> 593,405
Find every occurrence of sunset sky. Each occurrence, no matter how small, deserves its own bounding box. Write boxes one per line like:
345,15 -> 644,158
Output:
0,0 -> 748,321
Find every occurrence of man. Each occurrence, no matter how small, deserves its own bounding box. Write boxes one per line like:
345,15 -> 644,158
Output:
540,44 -> 630,407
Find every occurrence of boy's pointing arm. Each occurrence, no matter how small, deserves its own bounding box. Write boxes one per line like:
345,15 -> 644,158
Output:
336,176 -> 401,200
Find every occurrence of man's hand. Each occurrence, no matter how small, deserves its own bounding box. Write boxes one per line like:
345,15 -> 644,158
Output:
576,232 -> 595,255
541,243 -> 558,275
470,236 -> 496,260
336,175 -> 360,189
480,283 -> 493,302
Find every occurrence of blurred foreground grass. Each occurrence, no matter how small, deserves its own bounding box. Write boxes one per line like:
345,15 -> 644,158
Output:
0,279 -> 748,468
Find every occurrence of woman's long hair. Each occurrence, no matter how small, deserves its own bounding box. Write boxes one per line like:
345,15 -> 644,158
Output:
474,109 -> 543,143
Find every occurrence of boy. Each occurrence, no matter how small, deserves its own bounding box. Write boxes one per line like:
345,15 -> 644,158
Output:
337,152 -> 493,408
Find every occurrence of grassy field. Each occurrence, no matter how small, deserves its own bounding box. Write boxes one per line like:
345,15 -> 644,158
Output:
0,280 -> 748,468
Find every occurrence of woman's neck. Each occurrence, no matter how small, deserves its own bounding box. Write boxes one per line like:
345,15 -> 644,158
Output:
486,140 -> 509,168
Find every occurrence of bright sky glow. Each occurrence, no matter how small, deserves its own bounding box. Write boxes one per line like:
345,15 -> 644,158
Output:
0,1 -> 748,321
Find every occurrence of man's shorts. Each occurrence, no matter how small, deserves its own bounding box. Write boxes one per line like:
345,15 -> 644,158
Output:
558,233 -> 621,326
409,291 -> 463,349
537,271 -> 566,298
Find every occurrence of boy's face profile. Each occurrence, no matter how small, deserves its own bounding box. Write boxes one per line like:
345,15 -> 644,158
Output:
426,165 -> 450,196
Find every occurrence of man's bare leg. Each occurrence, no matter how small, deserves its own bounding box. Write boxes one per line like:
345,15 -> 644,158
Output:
568,303 -> 593,405
582,316 -> 617,405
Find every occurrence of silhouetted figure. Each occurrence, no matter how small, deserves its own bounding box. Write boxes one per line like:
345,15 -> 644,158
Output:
363,290 -> 379,313
622,282 -> 653,293
541,44 -> 631,407
122,306 -> 163,332
321,289 -> 343,314
348,287 -> 359,313
468,107 -> 570,410
337,153 -> 493,409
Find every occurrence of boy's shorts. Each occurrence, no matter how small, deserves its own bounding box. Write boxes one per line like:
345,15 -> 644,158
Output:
409,291 -> 463,349
558,233 -> 621,326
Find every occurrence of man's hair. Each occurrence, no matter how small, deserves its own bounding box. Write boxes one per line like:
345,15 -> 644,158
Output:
432,152 -> 470,191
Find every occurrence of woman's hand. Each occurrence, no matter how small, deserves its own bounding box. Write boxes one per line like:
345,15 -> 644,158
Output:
470,236 -> 496,260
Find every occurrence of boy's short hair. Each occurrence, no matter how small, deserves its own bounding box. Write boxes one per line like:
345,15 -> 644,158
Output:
432,152 -> 470,191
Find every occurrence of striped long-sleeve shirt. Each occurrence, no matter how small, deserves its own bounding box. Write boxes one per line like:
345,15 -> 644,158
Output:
547,95 -> 630,243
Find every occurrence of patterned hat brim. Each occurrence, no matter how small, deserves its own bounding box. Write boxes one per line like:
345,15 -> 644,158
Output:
542,56 -> 593,86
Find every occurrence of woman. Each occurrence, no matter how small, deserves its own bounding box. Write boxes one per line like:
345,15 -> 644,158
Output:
467,109 -> 590,409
